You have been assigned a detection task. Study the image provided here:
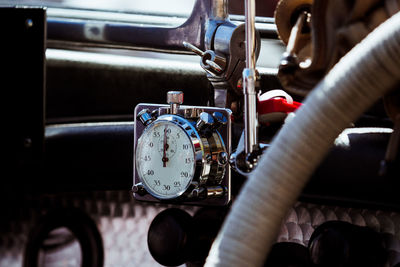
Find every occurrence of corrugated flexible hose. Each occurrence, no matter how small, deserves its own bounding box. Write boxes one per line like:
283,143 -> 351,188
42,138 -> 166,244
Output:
205,12 -> 400,267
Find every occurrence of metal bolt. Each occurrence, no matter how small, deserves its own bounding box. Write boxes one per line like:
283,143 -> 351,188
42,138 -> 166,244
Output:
212,111 -> 227,130
25,18 -> 33,28
137,109 -> 153,126
132,183 -> 148,196
218,151 -> 228,165
192,188 -> 199,197
196,112 -> 214,131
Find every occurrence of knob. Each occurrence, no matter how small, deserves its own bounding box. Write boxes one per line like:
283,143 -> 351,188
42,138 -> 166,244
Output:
264,242 -> 311,267
147,208 -> 194,266
189,207 -> 228,263
196,112 -> 214,132
137,109 -> 153,126
167,91 -> 184,114
309,221 -> 386,267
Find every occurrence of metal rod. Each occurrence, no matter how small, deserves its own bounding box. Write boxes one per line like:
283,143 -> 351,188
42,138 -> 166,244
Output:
183,41 -> 204,57
243,0 -> 258,155
245,0 -> 256,69
211,0 -> 228,20
243,69 -> 258,155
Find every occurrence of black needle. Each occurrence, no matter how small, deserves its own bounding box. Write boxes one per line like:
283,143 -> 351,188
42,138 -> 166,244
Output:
162,125 -> 168,167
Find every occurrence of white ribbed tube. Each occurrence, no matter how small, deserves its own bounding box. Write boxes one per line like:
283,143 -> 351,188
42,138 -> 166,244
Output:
205,12 -> 400,267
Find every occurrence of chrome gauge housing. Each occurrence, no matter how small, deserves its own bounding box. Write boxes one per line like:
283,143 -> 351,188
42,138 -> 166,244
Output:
133,102 -> 231,206
136,115 -> 202,200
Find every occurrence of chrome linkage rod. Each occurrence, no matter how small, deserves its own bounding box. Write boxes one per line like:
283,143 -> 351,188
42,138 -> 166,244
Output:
243,0 -> 258,157
211,0 -> 228,20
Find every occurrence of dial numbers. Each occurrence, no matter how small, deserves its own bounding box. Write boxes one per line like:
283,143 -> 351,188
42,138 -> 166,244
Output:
157,134 -> 177,158
136,120 -> 196,199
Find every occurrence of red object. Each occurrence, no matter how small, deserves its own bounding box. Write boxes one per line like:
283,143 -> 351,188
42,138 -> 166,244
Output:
258,97 -> 301,115
257,97 -> 302,125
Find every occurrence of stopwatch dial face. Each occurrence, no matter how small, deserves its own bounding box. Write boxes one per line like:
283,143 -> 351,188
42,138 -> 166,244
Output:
136,121 -> 196,199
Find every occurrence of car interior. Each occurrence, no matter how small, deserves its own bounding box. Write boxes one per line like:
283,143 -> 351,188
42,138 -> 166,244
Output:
1,0 -> 400,266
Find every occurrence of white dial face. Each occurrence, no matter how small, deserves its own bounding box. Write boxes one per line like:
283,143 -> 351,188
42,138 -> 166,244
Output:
136,120 -> 196,199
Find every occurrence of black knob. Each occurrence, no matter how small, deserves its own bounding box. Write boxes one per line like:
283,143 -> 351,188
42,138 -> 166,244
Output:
264,242 -> 311,267
308,221 -> 386,267
147,208 -> 193,266
189,207 -> 228,264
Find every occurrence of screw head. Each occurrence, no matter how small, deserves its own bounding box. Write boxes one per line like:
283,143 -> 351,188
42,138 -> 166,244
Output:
196,112 -> 214,131
218,152 -> 228,165
25,18 -> 33,28
137,109 -> 153,126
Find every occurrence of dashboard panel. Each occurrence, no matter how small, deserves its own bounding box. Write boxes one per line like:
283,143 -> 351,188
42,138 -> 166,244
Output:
1,1 -> 400,267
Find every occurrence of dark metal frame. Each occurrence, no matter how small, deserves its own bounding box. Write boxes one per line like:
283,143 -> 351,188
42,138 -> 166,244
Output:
47,0 -> 277,53
1,7 -> 46,183
48,0 -> 212,51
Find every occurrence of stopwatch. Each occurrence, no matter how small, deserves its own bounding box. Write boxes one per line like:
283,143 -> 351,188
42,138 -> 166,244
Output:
133,91 -> 231,206
135,116 -> 199,199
